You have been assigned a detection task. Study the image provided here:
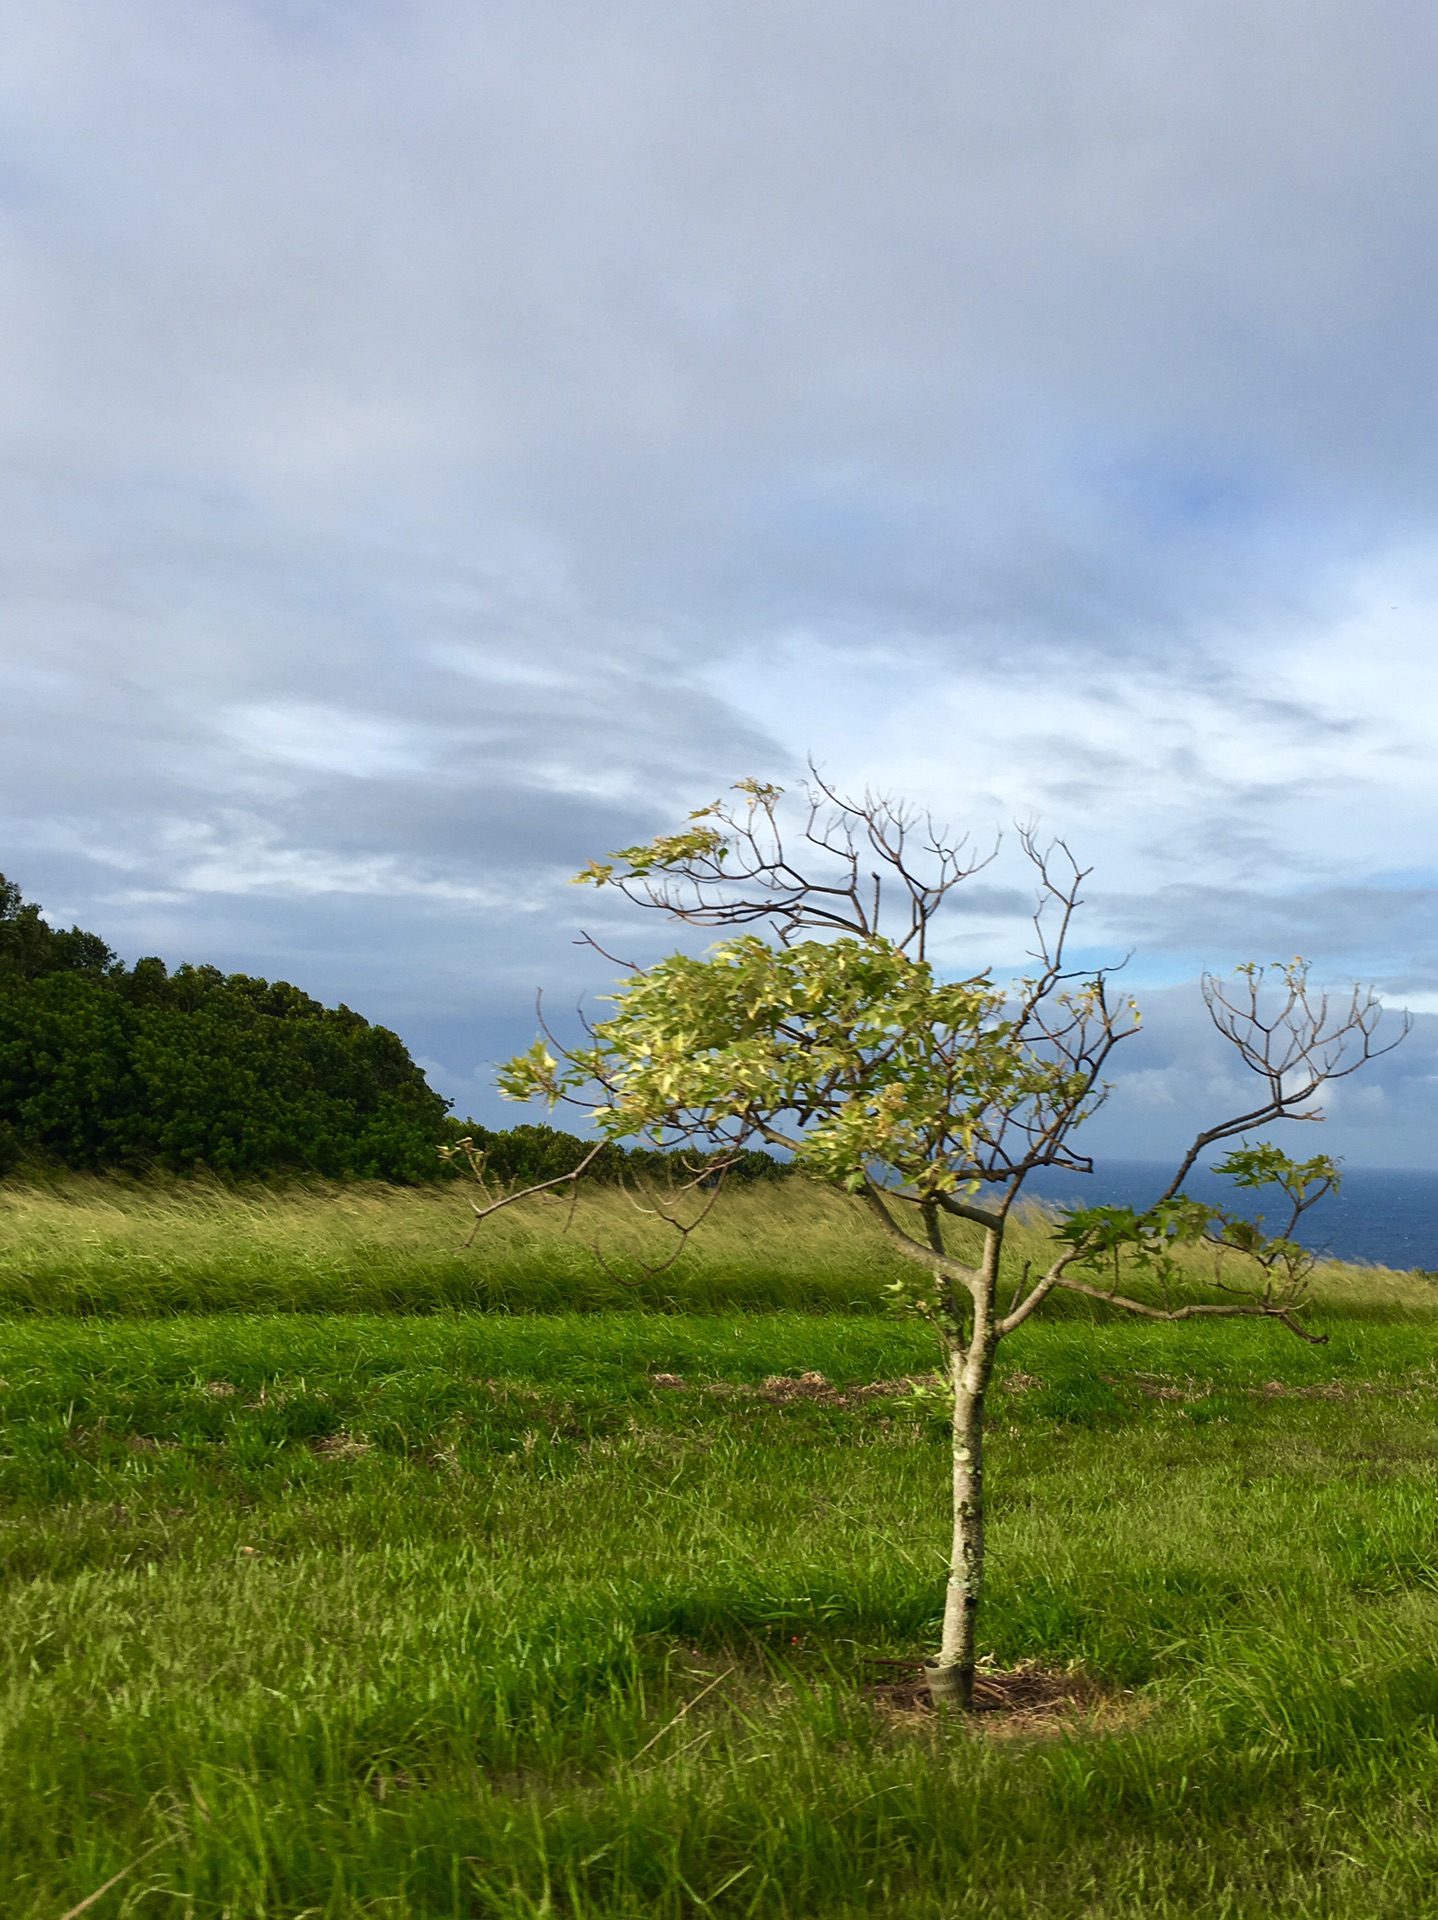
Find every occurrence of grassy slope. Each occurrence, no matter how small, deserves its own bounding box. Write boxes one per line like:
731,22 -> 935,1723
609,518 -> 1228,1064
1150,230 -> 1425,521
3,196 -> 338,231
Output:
3,1171 -> 1434,1317
6,1181 -> 1438,1915
0,1175 -> 905,1315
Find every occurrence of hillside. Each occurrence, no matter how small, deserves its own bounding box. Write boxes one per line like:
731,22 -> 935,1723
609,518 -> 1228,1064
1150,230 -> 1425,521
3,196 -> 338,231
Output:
0,873 -> 448,1180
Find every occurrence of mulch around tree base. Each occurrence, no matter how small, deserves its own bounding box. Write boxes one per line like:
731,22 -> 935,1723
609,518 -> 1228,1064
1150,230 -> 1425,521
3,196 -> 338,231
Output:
865,1661 -> 1113,1731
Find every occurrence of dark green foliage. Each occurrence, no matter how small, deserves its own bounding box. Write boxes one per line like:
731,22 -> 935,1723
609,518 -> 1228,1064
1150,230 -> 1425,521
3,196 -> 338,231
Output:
0,872 -> 115,979
452,1118 -> 788,1187
0,875 -> 790,1187
0,873 -> 447,1179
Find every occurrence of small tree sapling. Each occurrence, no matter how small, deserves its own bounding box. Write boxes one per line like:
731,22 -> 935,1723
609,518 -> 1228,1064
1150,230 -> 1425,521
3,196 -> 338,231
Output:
490,776 -> 1405,1709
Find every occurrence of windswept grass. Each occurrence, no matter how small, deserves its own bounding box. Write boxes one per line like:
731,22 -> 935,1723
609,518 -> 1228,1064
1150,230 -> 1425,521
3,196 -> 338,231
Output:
1,1171 -> 1432,1318
6,1178 -> 1438,1913
0,1173 -> 902,1315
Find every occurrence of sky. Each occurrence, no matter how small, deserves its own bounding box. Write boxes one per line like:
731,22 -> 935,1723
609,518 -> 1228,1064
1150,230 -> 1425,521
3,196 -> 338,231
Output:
4,0 -> 1438,1165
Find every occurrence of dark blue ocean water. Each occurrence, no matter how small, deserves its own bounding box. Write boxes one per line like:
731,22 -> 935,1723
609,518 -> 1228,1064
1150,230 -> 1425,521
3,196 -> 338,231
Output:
1020,1162 -> 1438,1272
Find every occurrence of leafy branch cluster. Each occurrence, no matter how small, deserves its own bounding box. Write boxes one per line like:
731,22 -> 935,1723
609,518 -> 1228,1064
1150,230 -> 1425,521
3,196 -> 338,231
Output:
500,776 -> 1401,1345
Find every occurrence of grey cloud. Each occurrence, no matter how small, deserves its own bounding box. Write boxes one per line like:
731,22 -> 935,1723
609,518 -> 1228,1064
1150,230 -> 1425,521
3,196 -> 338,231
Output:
1073,982 -> 1436,1171
1097,884 -> 1438,987
6,1 -> 1438,1151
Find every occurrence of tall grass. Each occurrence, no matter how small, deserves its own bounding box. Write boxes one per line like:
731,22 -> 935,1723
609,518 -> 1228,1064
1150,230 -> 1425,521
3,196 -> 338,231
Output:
0,1172 -> 906,1314
1,1170 -> 1432,1317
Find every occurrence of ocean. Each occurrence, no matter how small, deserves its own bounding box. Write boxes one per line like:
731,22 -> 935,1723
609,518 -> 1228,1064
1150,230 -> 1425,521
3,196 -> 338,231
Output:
1019,1161 -> 1438,1273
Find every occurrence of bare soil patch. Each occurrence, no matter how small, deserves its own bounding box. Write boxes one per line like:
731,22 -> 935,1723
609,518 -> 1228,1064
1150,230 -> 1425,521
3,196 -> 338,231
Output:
649,1370 -> 943,1408
866,1660 -> 1129,1736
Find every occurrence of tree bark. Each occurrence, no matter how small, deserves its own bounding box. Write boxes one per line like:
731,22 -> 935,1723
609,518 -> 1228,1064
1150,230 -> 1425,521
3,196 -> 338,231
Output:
927,1248 -> 997,1712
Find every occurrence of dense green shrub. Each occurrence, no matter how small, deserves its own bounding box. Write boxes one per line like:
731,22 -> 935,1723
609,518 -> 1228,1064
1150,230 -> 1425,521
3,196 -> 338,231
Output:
0,875 -> 789,1187
0,874 -> 447,1179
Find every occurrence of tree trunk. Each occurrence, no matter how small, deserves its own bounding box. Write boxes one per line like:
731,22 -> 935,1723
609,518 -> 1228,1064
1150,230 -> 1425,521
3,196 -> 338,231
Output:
927,1248 -> 997,1712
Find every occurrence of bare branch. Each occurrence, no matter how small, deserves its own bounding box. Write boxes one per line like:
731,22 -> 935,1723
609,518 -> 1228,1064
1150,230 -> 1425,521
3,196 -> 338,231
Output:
1158,962 -> 1409,1202
593,770 -> 997,954
932,1192 -> 1005,1232
995,1254 -> 1076,1336
573,930 -> 646,973
1047,1272 -> 1328,1343
861,1181 -> 983,1287
438,1137 -> 609,1245
585,1155 -> 739,1286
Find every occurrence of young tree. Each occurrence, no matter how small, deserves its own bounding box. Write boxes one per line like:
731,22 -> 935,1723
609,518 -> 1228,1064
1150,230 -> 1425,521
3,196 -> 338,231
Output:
495,777 -> 1404,1710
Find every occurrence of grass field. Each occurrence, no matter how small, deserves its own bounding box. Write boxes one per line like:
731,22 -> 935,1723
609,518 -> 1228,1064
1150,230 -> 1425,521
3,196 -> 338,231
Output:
0,1173 -> 910,1316
6,1178 -> 1438,1917
3,1172 -> 1434,1319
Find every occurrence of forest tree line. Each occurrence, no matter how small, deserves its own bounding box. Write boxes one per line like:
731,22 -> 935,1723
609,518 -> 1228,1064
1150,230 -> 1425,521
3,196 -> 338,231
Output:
0,874 -> 783,1185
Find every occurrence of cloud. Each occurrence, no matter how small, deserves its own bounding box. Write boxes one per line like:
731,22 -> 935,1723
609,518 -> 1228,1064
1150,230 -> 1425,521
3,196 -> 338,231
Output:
4,1 -> 1438,1155
1070,980 -> 1435,1171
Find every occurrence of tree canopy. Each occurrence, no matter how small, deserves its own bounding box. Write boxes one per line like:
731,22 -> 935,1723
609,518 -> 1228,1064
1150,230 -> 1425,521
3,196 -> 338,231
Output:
0,873 -> 448,1180
0,873 -> 787,1186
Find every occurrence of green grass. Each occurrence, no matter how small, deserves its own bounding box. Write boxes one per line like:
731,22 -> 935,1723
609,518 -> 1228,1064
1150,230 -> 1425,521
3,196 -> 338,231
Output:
0,1173 -> 911,1315
8,1177 -> 1438,1915
5,1310 -> 1438,1916
3,1170 -> 1434,1318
